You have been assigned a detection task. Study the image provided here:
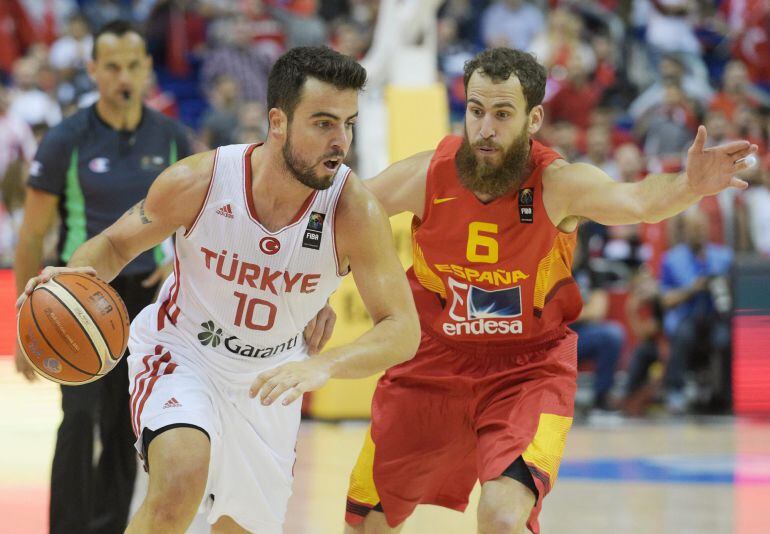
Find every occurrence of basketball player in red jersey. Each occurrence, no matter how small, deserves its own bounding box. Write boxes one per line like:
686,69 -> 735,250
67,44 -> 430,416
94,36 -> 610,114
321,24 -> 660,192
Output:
340,48 -> 758,533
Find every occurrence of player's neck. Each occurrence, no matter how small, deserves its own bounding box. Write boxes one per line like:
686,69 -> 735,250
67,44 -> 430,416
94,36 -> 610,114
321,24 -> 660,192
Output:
249,145 -> 316,231
95,99 -> 143,131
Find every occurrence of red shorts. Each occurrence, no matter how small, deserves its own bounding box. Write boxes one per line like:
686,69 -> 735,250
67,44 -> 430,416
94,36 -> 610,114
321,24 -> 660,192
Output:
345,328 -> 577,533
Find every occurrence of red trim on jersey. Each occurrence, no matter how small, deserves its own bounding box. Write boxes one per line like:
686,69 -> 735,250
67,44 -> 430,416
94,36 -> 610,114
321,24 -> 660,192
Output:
242,142 -> 319,234
156,247 -> 181,330
133,352 -> 175,438
167,248 -> 182,325
331,167 -> 352,276
184,148 -> 220,238
157,301 -> 167,331
130,345 -> 163,437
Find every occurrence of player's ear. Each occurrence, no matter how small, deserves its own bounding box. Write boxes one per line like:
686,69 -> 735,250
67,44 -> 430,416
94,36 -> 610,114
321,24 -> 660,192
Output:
527,105 -> 544,136
268,108 -> 287,140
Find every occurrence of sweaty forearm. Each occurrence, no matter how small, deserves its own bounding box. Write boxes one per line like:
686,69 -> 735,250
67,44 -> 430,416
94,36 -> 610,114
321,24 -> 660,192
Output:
67,234 -> 133,282
635,173 -> 701,224
311,316 -> 420,379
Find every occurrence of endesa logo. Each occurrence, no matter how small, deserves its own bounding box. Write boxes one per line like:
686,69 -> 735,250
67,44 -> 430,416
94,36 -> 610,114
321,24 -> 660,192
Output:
259,236 -> 281,255
443,278 -> 524,336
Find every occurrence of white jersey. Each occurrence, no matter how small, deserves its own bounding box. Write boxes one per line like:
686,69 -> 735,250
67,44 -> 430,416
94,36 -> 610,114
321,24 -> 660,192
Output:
140,143 -> 349,366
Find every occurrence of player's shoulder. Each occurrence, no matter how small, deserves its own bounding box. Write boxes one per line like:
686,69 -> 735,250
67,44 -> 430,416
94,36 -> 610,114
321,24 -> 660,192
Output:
335,171 -> 385,227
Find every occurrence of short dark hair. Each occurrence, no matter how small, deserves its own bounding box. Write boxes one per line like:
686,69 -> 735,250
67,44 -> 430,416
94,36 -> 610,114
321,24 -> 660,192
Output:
463,48 -> 547,111
92,20 -> 145,60
267,46 -> 367,120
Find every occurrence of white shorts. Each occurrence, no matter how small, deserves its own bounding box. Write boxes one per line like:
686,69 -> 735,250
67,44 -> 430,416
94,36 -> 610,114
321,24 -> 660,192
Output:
127,312 -> 306,533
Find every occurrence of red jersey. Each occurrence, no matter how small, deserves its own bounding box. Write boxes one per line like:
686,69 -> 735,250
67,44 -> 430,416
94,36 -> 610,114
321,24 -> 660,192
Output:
409,135 -> 582,347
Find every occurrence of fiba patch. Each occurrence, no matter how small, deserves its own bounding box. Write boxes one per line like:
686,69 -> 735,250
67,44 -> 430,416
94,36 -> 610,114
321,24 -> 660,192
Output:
302,212 -> 326,250
519,188 -> 534,223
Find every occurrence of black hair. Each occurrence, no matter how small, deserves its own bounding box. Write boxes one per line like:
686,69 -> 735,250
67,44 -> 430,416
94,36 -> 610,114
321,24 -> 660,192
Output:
92,20 -> 145,60
463,48 -> 546,111
267,46 -> 366,119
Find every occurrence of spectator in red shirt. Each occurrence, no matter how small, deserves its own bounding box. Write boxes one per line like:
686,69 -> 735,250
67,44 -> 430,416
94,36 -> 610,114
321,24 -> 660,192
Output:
545,54 -> 610,129
0,0 -> 37,79
710,60 -> 770,120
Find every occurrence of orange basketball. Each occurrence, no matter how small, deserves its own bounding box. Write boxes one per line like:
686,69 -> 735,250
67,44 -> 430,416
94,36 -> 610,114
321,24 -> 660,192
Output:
17,273 -> 131,385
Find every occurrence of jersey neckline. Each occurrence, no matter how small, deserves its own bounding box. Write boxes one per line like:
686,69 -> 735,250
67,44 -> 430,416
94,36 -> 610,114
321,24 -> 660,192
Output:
243,143 -> 318,235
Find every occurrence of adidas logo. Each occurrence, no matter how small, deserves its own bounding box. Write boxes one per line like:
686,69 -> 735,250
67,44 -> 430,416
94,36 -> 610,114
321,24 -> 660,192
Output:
162,397 -> 182,409
216,204 -> 234,219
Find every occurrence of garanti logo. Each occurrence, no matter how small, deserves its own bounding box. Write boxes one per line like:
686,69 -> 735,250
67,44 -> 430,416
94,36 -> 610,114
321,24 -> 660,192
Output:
196,319 -> 299,358
197,321 -> 223,347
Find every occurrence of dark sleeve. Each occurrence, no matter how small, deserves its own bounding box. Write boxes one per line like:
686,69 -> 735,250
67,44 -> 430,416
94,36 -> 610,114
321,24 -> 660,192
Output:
26,126 -> 72,196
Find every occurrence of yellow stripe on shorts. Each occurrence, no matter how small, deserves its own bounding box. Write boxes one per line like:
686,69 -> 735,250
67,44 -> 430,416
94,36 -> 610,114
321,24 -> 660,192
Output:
521,413 -> 573,484
347,427 -> 381,506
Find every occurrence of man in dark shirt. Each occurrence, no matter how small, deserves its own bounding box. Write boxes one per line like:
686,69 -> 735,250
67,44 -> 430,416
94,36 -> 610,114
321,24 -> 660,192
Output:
13,21 -> 191,534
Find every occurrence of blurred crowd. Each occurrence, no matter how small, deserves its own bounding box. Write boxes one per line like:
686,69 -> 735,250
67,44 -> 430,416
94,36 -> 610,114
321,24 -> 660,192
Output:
2,0 -> 770,417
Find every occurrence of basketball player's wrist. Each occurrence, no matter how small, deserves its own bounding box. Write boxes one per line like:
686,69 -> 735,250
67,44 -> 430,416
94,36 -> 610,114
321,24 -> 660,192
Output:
679,172 -> 703,203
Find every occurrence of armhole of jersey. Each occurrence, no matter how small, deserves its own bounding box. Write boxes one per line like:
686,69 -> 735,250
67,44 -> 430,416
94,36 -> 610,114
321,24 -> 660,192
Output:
534,157 -> 576,235
332,167 -> 353,277
183,148 -> 219,239
420,144 -> 448,225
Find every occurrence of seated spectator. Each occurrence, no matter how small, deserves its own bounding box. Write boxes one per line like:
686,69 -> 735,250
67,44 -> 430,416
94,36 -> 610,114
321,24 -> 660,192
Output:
0,85 -> 36,264
201,16 -> 274,104
201,74 -> 241,149
615,142 -> 646,183
622,268 -> 666,414
480,0 -> 544,51
572,243 -> 625,413
638,80 -> 698,158
740,154 -> 770,256
580,125 -> 619,179
545,54 -> 611,130
7,57 -> 62,131
659,208 -> 733,413
546,120 -> 582,161
268,0 -> 327,49
710,60 -> 770,120
0,0 -> 37,79
234,100 -> 268,144
529,7 -> 595,72
48,13 -> 92,72
629,53 -> 713,121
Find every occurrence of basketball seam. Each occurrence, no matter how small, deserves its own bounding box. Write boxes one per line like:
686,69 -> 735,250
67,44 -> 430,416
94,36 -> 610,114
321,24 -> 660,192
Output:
50,278 -> 115,363
64,273 -> 128,356
28,291 -> 99,376
38,285 -> 107,374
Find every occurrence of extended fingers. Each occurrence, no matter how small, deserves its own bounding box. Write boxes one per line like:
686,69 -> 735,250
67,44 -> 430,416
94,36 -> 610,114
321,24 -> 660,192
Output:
249,368 -> 277,398
281,385 -> 306,406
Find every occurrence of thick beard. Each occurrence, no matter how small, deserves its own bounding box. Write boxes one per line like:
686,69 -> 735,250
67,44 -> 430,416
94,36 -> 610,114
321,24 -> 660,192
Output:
282,130 -> 338,191
456,125 -> 531,198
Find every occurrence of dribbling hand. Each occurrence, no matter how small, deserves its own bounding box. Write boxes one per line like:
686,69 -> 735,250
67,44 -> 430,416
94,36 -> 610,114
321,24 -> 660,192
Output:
16,266 -> 97,309
249,359 -> 332,406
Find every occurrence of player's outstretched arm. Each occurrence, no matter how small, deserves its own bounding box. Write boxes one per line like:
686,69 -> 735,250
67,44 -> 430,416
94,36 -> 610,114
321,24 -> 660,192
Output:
545,126 -> 759,228
250,175 -> 420,406
18,151 -> 215,302
365,150 -> 433,218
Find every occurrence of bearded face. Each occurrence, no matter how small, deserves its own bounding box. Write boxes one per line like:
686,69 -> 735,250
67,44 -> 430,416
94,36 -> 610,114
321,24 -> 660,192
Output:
455,121 -> 531,198
282,124 -> 345,191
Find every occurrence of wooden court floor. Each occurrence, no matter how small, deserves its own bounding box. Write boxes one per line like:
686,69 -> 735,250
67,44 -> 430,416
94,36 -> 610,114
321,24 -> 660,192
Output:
2,358 -> 770,534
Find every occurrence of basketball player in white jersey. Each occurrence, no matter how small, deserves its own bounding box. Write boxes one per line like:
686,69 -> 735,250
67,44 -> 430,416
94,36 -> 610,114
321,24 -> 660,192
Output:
18,47 -> 420,533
